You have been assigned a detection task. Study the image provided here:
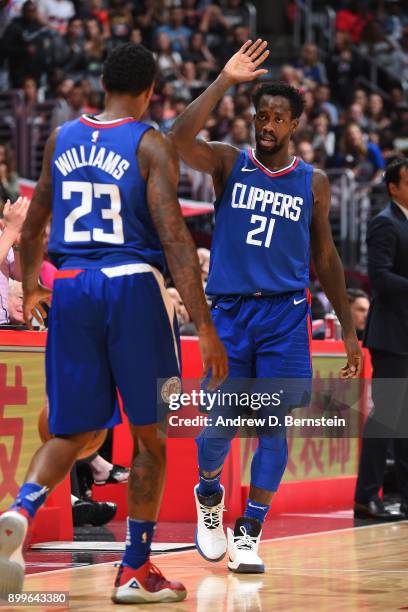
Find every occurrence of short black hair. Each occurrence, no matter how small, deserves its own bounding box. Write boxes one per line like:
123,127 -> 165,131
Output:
384,157 -> 408,195
347,288 -> 369,304
252,81 -> 305,119
102,43 -> 157,95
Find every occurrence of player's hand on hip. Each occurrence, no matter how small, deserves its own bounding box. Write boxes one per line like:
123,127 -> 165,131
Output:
221,39 -> 269,86
23,284 -> 52,329
340,334 -> 364,378
198,322 -> 228,390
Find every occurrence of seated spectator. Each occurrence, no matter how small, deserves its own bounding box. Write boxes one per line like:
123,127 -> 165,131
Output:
280,64 -> 304,90
0,197 -> 29,325
312,112 -> 336,159
222,117 -> 252,150
335,1 -> 373,44
222,0 -> 249,31
359,20 -> 400,74
174,60 -> 205,100
87,0 -> 110,39
326,32 -> 355,105
50,82 -> 85,130
335,122 -> 385,183
199,3 -> 229,52
7,279 -> 24,325
167,286 -> 196,335
392,103 -> 408,153
183,30 -> 216,79
133,0 -> 164,48
296,140 -> 315,165
367,93 -> 391,133
155,7 -> 191,53
297,42 -> 328,85
40,223 -> 58,290
62,17 -> 87,80
347,288 -> 370,340
108,0 -> 133,44
20,76 -> 41,112
314,84 -> 339,126
344,102 -> 369,132
84,18 -> 106,88
154,31 -> 183,79
182,0 -> 204,32
352,88 -> 369,114
3,0 -> 58,87
0,143 -> 19,208
144,95 -> 165,130
395,26 -> 408,82
297,89 -> 315,131
197,247 -> 210,286
210,94 -> 234,140
38,0 -> 75,34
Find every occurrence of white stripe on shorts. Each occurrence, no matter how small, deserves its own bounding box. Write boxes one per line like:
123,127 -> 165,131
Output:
100,263 -> 180,371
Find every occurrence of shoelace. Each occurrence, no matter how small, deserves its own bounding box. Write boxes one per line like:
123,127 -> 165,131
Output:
148,562 -> 165,579
234,526 -> 258,551
145,562 -> 170,589
199,502 -> 226,530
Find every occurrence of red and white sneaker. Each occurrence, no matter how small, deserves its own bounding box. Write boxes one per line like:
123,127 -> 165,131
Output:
111,560 -> 187,604
0,509 -> 30,600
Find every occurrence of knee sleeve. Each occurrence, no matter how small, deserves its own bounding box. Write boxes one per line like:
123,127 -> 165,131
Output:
250,435 -> 288,492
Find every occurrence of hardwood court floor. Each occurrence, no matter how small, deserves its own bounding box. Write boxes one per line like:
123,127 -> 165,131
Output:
12,521 -> 408,612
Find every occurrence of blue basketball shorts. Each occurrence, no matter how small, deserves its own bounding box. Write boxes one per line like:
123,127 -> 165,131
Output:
211,290 -> 312,378
46,263 -> 181,435
207,290 -> 313,414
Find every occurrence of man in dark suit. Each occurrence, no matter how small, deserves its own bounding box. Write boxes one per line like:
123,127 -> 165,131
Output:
354,158 -> 408,520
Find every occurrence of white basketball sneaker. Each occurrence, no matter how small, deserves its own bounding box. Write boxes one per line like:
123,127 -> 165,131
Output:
0,510 -> 28,599
227,517 -> 264,574
194,484 -> 227,562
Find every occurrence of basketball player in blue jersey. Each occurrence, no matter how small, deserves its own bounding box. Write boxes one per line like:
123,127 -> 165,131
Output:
0,43 -> 228,604
170,40 -> 363,573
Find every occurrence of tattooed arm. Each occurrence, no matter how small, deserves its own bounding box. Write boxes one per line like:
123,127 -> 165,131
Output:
139,129 -> 228,387
20,130 -> 57,326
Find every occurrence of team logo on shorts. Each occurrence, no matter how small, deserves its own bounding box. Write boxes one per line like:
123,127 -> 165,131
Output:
161,377 -> 182,403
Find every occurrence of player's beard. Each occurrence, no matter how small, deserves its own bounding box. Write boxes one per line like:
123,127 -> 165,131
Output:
255,134 -> 285,156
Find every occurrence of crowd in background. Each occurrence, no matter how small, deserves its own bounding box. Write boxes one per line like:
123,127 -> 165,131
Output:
0,0 -> 407,336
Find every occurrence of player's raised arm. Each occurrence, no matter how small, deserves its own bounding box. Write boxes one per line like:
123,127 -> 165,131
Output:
168,39 -> 269,178
20,130 -> 57,326
311,169 -> 363,378
141,129 -> 228,388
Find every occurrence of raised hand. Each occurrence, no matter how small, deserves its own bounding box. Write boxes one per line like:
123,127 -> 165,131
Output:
221,39 -> 269,86
3,197 -> 30,236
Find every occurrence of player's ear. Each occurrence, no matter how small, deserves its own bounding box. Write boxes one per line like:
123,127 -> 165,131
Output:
291,118 -> 299,132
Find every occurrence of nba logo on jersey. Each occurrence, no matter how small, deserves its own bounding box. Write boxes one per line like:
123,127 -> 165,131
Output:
91,130 -> 99,143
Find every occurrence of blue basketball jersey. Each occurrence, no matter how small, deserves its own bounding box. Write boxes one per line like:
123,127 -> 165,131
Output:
48,115 -> 165,271
206,149 -> 314,296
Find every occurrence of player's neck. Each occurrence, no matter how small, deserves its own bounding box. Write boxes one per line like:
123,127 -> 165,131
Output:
253,148 -> 294,172
96,95 -> 144,122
